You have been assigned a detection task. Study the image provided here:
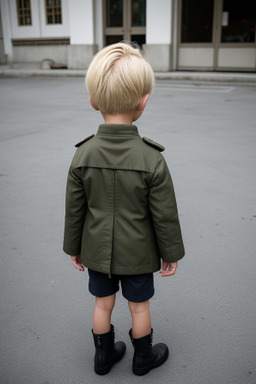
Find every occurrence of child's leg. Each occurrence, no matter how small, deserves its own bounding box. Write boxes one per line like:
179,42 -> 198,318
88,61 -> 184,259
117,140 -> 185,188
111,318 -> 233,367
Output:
128,299 -> 169,376
93,294 -> 116,334
92,293 -> 126,375
128,300 -> 151,338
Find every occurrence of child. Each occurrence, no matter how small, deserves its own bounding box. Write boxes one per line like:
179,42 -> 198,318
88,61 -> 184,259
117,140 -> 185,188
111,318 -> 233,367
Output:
63,42 -> 185,376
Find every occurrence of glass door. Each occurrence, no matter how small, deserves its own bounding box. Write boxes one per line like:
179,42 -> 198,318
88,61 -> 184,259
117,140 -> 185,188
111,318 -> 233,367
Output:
177,0 -> 256,71
104,0 -> 146,48
177,0 -> 216,70
215,0 -> 256,70
181,0 -> 215,44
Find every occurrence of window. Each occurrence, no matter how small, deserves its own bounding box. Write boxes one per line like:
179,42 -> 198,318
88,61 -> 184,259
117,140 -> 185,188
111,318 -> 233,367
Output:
131,0 -> 146,27
221,0 -> 256,43
106,0 -> 123,27
181,0 -> 214,43
16,0 -> 32,26
45,0 -> 62,25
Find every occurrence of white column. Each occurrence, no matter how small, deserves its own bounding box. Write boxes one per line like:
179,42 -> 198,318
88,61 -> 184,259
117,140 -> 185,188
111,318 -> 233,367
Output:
171,0 -> 178,70
68,0 -> 93,44
67,0 -> 96,69
144,0 -> 173,71
0,0 -> 13,62
147,0 -> 172,44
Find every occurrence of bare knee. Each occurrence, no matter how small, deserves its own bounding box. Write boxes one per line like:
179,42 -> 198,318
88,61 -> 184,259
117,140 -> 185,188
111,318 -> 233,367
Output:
95,295 -> 115,313
128,300 -> 149,316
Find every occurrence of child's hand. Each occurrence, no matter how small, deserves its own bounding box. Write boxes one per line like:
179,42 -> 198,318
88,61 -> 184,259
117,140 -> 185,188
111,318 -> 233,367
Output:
70,255 -> 84,271
160,260 -> 178,277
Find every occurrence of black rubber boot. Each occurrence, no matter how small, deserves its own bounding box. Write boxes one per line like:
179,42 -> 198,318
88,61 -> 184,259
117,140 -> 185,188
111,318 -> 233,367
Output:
92,325 -> 126,375
129,329 -> 169,376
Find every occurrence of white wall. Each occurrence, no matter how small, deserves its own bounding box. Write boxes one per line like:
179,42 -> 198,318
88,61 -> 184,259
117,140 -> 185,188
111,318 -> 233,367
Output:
146,0 -> 172,44
39,0 -> 70,38
9,0 -> 40,38
68,0 -> 93,44
9,0 -> 70,39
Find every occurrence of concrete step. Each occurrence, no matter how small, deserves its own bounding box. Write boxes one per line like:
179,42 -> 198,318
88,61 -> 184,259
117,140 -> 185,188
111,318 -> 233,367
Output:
0,65 -> 255,83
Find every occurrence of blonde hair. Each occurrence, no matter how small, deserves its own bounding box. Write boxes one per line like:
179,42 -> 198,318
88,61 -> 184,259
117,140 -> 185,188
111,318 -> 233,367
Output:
86,42 -> 154,114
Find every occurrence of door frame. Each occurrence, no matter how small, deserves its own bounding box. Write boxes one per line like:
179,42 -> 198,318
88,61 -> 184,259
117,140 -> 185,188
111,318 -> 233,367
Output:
103,0 -> 146,46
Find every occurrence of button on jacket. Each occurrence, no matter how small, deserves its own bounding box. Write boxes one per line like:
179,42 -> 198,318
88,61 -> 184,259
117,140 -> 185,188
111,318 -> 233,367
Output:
63,124 -> 185,275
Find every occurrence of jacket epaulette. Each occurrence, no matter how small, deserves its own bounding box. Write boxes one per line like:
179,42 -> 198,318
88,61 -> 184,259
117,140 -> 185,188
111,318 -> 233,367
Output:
75,134 -> 95,147
142,137 -> 165,152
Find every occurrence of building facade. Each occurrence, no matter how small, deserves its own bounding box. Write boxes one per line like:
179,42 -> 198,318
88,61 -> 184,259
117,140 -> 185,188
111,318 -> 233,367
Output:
0,0 -> 255,71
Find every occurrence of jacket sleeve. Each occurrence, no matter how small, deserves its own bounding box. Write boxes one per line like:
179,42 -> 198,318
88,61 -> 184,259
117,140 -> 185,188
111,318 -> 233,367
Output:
148,153 -> 185,263
63,165 -> 87,255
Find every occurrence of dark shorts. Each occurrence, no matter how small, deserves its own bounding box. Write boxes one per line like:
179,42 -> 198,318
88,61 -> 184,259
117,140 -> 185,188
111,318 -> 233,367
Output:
88,269 -> 154,303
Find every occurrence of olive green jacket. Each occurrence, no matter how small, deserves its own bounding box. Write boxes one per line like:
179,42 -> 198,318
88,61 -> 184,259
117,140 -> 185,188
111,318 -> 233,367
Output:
63,124 -> 185,275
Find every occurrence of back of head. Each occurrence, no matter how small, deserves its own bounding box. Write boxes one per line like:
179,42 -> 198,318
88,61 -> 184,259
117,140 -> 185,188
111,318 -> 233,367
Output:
86,42 -> 154,115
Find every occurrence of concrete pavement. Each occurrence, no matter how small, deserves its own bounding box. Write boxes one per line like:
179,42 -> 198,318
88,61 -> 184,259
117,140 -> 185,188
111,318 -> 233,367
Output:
0,77 -> 256,384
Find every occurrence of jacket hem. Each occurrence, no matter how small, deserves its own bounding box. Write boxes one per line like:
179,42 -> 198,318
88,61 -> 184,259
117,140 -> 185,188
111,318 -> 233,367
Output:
83,262 -> 160,276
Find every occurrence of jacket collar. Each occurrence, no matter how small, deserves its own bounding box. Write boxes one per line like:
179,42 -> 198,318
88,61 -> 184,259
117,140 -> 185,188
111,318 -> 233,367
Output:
97,124 -> 139,136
